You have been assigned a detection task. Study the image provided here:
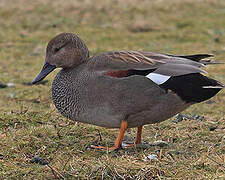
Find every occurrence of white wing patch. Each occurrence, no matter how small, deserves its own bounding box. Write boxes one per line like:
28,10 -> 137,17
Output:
146,73 -> 171,85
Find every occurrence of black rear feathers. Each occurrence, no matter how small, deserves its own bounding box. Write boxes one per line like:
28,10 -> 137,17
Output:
159,73 -> 223,103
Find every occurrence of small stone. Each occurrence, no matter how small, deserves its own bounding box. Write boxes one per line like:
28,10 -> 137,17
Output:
30,155 -> 48,165
209,126 -> 217,131
172,113 -> 184,123
7,82 -> 15,87
145,154 -> 158,161
192,115 -> 204,121
0,82 -> 7,88
151,140 -> 169,147
172,113 -> 204,123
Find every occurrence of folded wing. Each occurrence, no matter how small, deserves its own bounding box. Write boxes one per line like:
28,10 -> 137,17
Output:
90,51 -> 208,77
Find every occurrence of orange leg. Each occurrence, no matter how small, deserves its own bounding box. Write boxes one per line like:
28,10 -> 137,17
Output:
91,120 -> 128,151
135,126 -> 142,144
122,126 -> 143,148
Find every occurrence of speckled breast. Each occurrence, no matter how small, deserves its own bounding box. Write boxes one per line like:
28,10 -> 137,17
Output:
51,69 -> 83,121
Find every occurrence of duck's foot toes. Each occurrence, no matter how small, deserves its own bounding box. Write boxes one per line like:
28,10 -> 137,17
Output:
90,145 -> 121,151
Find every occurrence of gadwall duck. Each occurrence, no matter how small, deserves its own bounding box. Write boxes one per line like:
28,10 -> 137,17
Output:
32,33 -> 224,150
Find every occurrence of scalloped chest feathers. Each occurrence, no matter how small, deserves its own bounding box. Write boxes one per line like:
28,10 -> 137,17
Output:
52,67 -> 87,121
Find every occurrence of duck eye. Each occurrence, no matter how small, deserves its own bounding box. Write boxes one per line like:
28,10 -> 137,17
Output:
54,47 -> 60,52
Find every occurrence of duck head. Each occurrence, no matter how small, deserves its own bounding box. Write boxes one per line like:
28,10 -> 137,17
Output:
32,33 -> 89,84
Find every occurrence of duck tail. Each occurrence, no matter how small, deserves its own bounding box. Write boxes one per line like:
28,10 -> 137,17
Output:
203,84 -> 225,89
199,60 -> 225,65
177,54 -> 213,61
167,53 -> 224,65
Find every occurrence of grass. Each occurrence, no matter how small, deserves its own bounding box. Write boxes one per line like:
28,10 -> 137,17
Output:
0,0 -> 225,179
